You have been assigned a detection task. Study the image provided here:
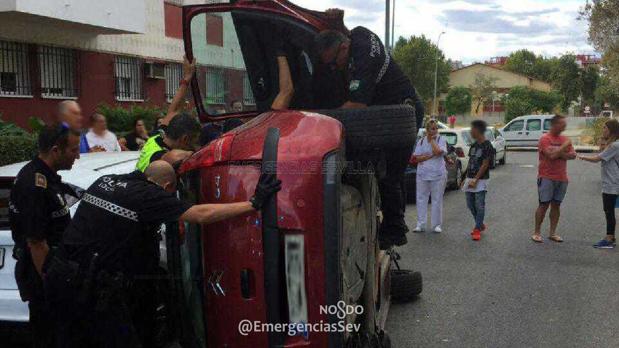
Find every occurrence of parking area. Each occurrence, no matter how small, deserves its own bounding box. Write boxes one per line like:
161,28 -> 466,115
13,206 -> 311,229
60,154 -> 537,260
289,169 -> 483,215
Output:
388,151 -> 619,347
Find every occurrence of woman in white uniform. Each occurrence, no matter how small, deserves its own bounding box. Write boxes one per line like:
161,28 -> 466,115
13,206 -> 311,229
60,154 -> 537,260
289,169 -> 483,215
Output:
413,119 -> 448,233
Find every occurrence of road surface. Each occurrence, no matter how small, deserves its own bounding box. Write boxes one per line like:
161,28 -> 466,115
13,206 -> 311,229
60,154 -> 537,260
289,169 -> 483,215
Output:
387,151 -> 619,348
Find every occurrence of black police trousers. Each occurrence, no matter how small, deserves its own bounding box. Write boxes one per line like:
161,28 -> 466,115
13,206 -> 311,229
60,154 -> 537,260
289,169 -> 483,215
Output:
378,147 -> 411,239
29,298 -> 55,348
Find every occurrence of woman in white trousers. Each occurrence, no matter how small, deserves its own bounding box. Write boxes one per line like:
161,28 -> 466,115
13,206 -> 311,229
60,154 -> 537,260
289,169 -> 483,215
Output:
413,120 -> 447,233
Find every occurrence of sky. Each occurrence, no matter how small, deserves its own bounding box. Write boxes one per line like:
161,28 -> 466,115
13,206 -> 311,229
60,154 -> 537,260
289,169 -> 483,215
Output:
293,0 -> 596,64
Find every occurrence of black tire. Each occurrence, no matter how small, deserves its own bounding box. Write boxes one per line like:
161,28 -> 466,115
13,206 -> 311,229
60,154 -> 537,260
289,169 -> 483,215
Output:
499,150 -> 507,165
314,105 -> 417,150
448,163 -> 462,190
391,269 -> 422,302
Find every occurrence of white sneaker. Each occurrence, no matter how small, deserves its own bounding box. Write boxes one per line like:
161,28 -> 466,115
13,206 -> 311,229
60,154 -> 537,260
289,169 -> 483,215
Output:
413,225 -> 425,233
433,225 -> 442,233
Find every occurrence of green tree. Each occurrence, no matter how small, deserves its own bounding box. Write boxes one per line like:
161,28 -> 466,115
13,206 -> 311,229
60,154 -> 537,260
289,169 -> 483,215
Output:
532,57 -> 559,83
469,73 -> 498,113
393,35 -> 451,104
550,55 -> 582,110
503,86 -> 561,122
580,65 -> 600,106
504,49 -> 537,77
596,75 -> 619,110
445,87 -> 472,115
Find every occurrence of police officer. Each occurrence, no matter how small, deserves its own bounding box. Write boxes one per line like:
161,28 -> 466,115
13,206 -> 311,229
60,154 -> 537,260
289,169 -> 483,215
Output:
9,124 -> 81,347
60,160 -> 281,347
136,112 -> 200,172
315,27 -> 425,249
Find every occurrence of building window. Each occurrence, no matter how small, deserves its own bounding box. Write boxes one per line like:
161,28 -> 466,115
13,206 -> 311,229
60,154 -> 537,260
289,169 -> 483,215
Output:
115,56 -> 143,101
243,73 -> 255,105
206,68 -> 225,105
0,41 -> 31,96
206,14 -> 224,47
38,46 -> 78,98
165,63 -> 182,102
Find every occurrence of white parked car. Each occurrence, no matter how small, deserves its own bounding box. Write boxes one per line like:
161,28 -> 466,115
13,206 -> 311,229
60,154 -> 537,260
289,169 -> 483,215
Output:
486,126 -> 507,168
500,114 -> 554,147
438,128 -> 472,172
0,152 -> 139,323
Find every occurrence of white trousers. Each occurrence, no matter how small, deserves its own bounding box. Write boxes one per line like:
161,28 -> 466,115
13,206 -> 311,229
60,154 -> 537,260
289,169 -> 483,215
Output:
416,175 -> 447,229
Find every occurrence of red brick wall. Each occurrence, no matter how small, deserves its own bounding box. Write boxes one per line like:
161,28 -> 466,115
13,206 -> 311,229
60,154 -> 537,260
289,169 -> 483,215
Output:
0,48 -> 170,130
164,3 -> 183,39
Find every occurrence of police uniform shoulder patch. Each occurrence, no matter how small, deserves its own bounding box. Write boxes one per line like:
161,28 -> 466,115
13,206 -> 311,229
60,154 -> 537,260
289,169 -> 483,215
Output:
35,173 -> 47,189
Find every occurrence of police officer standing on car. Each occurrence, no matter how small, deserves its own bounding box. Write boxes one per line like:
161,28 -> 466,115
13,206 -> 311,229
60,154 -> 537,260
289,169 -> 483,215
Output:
9,124 -> 81,347
59,160 -> 281,347
314,22 -> 425,249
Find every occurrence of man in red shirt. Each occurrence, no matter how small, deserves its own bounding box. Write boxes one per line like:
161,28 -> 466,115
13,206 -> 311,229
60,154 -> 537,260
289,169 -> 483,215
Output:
532,115 -> 577,243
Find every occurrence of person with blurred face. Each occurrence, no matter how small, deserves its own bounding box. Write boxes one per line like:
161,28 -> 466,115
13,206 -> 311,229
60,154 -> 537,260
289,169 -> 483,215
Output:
85,114 -> 121,152
531,115 -> 577,243
412,119 -> 448,233
8,124 -> 81,347
121,119 -> 150,151
578,119 -> 619,248
231,100 -> 244,113
56,100 -> 95,153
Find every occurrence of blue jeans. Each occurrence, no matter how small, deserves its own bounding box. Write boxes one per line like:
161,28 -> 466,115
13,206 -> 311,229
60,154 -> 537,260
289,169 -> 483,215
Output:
466,191 -> 486,230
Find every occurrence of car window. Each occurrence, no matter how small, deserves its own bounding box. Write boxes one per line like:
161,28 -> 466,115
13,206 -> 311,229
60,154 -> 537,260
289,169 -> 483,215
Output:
441,133 -> 458,146
543,119 -> 552,131
505,120 -> 524,132
461,132 -> 473,145
485,130 -> 495,141
526,119 -> 541,131
0,179 -> 10,229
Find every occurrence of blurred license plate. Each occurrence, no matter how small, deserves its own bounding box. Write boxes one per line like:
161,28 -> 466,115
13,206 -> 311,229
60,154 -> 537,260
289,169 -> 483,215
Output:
0,248 -> 4,269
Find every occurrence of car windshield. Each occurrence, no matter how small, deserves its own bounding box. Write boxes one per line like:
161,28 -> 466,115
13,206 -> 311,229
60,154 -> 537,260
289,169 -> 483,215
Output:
441,133 -> 458,145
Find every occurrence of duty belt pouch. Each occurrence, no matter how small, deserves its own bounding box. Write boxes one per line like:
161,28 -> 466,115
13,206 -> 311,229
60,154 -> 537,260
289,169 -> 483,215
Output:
14,258 -> 40,302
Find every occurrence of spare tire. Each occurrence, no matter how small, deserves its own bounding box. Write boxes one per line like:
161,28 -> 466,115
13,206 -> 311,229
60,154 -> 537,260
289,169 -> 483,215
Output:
314,105 -> 417,150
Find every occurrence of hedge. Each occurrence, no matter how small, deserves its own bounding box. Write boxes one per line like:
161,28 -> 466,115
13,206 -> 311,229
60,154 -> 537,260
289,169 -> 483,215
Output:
97,104 -> 164,135
0,135 -> 37,167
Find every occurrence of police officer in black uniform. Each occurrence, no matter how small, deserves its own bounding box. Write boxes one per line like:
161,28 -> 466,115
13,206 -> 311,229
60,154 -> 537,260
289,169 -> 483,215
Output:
60,160 -> 281,347
315,26 -> 425,249
9,124 -> 81,347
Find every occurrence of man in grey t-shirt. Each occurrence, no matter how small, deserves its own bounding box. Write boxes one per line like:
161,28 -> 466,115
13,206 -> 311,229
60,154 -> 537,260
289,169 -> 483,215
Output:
579,119 -> 619,248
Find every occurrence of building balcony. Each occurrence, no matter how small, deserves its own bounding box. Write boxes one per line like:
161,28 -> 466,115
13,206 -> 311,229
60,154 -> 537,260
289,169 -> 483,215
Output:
0,0 -> 145,34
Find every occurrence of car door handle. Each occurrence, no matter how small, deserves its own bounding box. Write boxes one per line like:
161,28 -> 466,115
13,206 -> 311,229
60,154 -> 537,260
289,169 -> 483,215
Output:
525,132 -> 529,135
517,132 -> 523,135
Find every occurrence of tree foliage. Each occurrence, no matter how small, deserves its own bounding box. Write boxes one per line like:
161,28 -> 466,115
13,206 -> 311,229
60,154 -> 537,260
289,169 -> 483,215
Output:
469,73 -> 498,113
550,55 -> 582,110
580,65 -> 600,106
503,86 -> 561,122
504,49 -> 558,83
445,87 -> 472,115
392,35 -> 452,103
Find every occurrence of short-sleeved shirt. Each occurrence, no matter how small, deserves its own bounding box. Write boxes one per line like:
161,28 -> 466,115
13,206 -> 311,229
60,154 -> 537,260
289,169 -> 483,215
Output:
348,27 -> 415,106
467,140 -> 493,180
124,132 -> 148,151
413,136 -> 447,181
600,140 -> 619,195
63,171 -> 191,276
85,130 -> 122,152
9,157 -> 76,248
538,133 -> 574,182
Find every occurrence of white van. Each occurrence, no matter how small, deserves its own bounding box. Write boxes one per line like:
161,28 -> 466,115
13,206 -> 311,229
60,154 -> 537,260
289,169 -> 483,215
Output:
500,114 -> 555,147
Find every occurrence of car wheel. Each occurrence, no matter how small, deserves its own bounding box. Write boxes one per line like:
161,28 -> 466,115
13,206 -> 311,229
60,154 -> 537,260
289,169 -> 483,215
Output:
390,269 -> 422,302
315,105 -> 417,150
449,164 -> 462,190
499,150 -> 507,165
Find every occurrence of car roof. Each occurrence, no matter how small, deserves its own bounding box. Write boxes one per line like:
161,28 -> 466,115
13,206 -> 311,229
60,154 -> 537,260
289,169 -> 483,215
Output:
509,114 -> 554,121
0,152 -> 140,189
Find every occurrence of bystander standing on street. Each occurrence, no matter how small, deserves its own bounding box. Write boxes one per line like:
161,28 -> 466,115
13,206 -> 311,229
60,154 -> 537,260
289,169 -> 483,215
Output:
412,119 -> 448,233
85,114 -> 122,152
531,115 -> 577,243
56,100 -> 104,153
461,120 -> 492,241
120,118 -> 150,151
578,119 -> 619,248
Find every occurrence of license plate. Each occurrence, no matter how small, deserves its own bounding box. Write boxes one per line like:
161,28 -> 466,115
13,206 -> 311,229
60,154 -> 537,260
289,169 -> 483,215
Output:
0,247 -> 5,269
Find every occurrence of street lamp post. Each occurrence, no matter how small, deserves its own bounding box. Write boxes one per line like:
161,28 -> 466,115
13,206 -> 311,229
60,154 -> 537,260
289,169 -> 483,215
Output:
433,31 -> 446,116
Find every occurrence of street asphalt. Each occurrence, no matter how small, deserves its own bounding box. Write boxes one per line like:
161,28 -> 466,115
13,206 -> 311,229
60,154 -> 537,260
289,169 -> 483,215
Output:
386,151 -> 619,348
